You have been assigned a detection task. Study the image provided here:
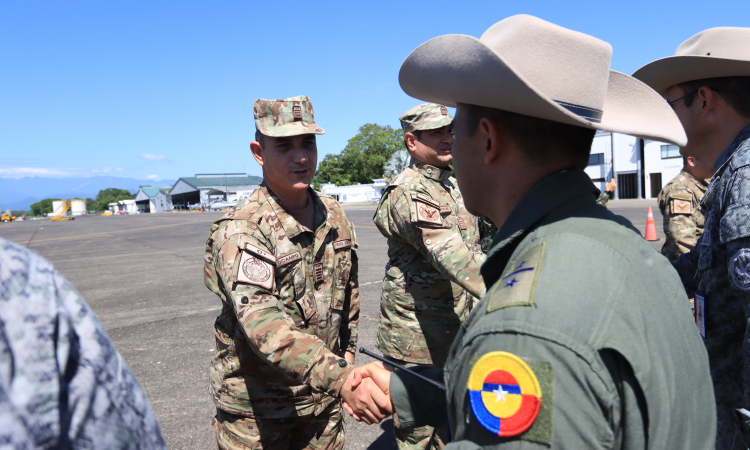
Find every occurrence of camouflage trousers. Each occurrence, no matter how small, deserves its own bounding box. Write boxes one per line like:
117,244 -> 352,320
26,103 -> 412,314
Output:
212,402 -> 345,450
386,357 -> 446,450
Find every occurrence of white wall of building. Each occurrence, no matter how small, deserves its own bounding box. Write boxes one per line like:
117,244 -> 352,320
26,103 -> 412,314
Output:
643,140 -> 683,199
320,180 -> 387,203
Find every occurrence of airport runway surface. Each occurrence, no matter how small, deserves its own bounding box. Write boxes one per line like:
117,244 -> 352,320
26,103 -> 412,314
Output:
0,200 -> 665,449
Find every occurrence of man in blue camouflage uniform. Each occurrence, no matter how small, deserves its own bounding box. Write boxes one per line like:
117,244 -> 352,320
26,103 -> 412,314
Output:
0,237 -> 165,449
634,27 -> 750,450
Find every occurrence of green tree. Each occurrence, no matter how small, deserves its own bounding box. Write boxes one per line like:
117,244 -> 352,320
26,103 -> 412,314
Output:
95,188 -> 133,211
316,124 -> 405,186
85,198 -> 97,213
29,198 -> 61,216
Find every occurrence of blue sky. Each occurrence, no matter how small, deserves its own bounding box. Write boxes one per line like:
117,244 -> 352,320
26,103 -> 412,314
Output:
1,0 -> 748,182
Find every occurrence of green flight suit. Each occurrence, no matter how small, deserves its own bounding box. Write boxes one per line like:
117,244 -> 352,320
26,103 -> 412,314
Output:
390,168 -> 715,449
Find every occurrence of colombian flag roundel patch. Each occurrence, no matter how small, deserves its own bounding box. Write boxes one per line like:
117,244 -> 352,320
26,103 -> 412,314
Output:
467,351 -> 542,437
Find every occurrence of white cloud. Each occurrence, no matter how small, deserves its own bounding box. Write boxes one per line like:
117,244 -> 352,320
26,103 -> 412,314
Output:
140,154 -> 167,161
147,174 -> 161,181
0,167 -> 78,178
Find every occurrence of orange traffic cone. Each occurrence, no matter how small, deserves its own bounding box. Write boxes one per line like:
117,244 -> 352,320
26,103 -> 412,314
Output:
645,206 -> 658,241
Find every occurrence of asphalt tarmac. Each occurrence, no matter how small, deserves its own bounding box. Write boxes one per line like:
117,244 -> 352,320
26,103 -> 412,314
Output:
0,200 -> 665,449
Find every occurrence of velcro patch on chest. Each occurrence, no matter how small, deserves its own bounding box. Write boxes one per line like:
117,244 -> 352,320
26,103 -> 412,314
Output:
458,217 -> 467,230
440,205 -> 452,214
277,251 -> 301,266
672,198 -> 692,215
488,243 -> 545,312
237,251 -> 273,290
333,239 -> 352,250
314,262 -> 324,283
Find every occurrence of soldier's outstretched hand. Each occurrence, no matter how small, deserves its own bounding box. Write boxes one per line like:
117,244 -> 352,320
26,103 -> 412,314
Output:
340,366 -> 392,425
605,177 -> 617,192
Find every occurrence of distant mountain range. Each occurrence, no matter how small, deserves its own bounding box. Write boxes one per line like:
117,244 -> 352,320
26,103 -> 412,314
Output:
0,176 -> 178,211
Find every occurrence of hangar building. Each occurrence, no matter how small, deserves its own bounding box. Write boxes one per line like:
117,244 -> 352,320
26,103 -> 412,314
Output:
134,185 -> 174,213
168,173 -> 263,209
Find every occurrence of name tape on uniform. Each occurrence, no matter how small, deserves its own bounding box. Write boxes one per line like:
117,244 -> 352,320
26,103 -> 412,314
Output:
333,239 -> 352,250
277,251 -> 301,266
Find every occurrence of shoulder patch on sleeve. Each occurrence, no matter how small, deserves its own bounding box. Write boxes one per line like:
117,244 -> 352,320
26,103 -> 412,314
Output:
237,251 -> 273,290
242,241 -> 277,265
671,196 -> 692,215
467,351 -> 553,444
729,249 -> 750,291
488,243 -> 545,312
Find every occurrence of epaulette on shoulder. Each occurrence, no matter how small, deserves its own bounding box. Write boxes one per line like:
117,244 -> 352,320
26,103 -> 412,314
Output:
389,167 -> 415,187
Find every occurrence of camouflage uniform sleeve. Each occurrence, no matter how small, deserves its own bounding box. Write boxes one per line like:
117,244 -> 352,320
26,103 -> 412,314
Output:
390,191 -> 486,298
596,192 -> 611,206
212,221 -> 354,397
341,226 -> 360,354
664,190 -> 701,257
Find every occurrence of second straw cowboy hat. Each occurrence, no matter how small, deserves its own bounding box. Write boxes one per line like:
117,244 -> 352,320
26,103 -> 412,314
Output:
398,14 -> 686,146
632,27 -> 750,96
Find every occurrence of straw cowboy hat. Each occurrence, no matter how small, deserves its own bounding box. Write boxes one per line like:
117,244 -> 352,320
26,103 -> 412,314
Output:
633,27 -> 750,96
398,14 -> 687,146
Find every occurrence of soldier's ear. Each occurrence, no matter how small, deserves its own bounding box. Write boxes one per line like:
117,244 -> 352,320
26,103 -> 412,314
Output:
404,132 -> 418,152
250,141 -> 265,167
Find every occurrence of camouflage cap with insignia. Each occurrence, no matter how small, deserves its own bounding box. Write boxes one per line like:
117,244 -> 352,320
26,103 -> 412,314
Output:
399,103 -> 453,134
254,95 -> 325,137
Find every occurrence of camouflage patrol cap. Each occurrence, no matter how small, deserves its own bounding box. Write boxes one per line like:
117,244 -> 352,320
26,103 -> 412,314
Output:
253,95 -> 325,137
399,103 -> 453,134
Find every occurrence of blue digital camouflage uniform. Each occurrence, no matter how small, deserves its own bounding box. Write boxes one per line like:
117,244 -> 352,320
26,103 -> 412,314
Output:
0,237 -> 166,449
673,123 -> 750,450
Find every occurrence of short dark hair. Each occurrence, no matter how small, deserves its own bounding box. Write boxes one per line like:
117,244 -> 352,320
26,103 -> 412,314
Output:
459,104 -> 596,167
680,76 -> 750,118
255,130 -> 265,145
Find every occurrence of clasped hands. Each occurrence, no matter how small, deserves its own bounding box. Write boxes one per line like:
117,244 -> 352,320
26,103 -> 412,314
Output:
339,362 -> 394,424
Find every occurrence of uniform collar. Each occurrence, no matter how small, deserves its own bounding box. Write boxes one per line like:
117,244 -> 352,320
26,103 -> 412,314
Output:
481,169 -> 599,287
410,158 -> 452,182
258,182 -> 333,239
713,122 -> 750,169
679,169 -> 710,190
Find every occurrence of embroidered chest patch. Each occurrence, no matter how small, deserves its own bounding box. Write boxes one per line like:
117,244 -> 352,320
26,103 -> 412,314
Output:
457,217 -> 467,230
237,251 -> 273,290
488,243 -> 545,312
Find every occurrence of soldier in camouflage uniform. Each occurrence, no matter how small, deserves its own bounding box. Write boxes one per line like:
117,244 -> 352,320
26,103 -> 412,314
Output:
634,27 -> 750,449
373,103 -> 486,450
205,96 -> 386,450
0,237 -> 165,449
657,156 -> 715,261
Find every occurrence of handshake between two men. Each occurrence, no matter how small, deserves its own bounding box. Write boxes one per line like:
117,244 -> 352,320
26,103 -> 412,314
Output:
339,362 -> 395,425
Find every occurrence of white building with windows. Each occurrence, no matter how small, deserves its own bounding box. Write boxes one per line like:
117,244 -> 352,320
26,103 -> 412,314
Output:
320,179 -> 387,203
584,132 -> 686,200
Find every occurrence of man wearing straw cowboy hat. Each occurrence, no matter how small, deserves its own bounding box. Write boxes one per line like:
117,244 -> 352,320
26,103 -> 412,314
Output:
633,28 -> 750,449
344,15 -> 715,448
